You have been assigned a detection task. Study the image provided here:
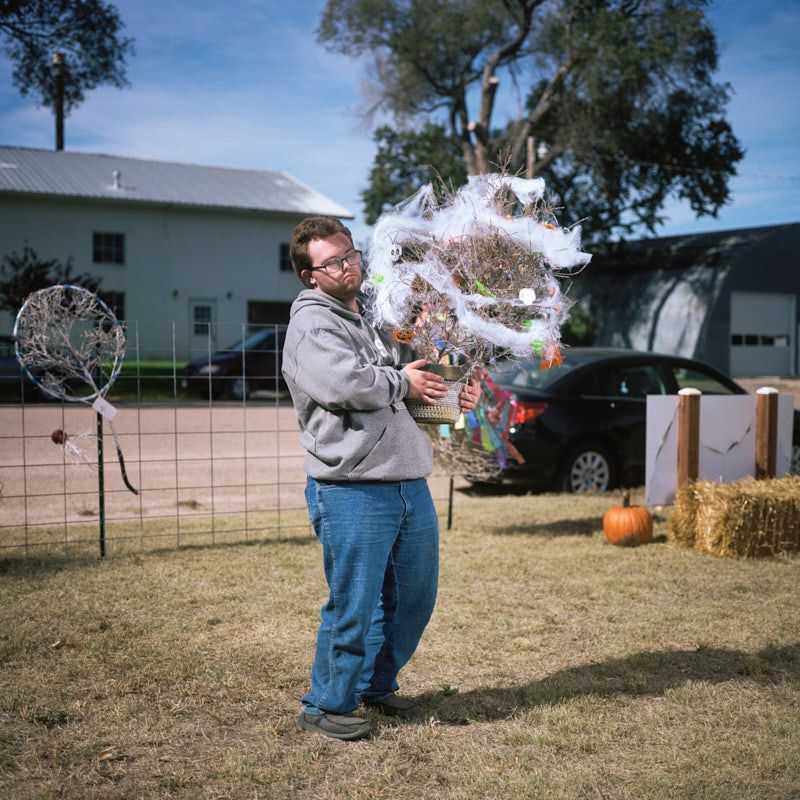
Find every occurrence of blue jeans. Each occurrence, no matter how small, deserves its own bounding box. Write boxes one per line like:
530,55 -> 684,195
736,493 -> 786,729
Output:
302,477 -> 439,715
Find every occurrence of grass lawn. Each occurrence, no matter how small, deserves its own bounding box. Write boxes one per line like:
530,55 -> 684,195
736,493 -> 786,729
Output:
0,488 -> 798,799
105,361 -> 190,402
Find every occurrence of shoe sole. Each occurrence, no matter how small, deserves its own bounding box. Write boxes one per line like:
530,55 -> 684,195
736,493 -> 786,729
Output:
298,713 -> 373,741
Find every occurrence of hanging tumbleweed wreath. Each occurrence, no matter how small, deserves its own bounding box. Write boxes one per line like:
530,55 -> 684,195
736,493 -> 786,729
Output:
14,284 -> 138,494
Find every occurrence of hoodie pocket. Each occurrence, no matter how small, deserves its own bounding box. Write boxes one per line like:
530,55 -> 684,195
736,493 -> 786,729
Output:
346,425 -> 388,477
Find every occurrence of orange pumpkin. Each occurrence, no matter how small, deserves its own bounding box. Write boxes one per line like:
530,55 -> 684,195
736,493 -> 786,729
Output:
603,491 -> 653,547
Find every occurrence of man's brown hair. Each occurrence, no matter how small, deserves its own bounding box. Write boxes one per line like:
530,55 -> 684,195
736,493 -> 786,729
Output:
290,216 -> 353,287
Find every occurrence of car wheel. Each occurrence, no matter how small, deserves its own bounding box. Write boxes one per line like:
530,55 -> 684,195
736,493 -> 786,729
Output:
559,443 -> 616,493
227,375 -> 251,400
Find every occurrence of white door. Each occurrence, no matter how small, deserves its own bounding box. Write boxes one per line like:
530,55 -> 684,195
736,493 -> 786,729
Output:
729,292 -> 795,376
189,299 -> 217,357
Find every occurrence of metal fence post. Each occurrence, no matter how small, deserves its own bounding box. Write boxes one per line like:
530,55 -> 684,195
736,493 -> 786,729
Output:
97,411 -> 106,557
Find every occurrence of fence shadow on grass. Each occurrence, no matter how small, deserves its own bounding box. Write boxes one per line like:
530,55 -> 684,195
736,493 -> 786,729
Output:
0,532 -> 316,576
492,517 -> 605,537
419,641 -> 800,724
458,483 -> 543,497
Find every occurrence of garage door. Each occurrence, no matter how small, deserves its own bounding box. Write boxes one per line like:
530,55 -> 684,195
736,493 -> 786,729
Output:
729,292 -> 795,376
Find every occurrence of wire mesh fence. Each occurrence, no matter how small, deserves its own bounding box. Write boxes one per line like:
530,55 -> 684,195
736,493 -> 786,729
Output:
1,319 -> 461,563
0,321 -> 310,562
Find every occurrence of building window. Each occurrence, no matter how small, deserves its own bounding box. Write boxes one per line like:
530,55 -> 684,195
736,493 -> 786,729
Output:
279,243 -> 292,272
732,333 -> 790,347
193,304 -> 213,336
99,291 -> 125,321
93,232 -> 125,264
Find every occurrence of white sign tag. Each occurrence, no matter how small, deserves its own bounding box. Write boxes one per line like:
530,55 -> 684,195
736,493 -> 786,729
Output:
92,396 -> 118,421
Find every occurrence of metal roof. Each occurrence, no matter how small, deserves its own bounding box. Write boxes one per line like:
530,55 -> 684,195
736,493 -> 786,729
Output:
0,145 -> 353,218
589,222 -> 799,273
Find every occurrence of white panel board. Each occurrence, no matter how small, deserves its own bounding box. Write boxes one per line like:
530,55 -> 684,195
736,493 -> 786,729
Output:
645,394 -> 794,506
645,396 -> 680,506
696,396 -> 756,485
775,394 -> 794,478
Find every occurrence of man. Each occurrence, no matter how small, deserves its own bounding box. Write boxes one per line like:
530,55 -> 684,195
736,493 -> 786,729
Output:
282,215 -> 479,741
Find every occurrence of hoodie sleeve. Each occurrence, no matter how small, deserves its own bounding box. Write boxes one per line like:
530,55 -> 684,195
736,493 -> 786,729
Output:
290,325 -> 410,411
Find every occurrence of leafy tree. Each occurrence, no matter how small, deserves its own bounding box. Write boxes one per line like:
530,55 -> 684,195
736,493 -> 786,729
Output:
0,245 -> 101,313
0,0 -> 134,114
318,0 -> 744,240
561,301 -> 597,346
362,122 -> 468,224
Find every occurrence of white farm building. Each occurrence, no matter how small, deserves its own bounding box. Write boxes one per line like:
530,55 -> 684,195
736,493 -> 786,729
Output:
0,145 -> 352,360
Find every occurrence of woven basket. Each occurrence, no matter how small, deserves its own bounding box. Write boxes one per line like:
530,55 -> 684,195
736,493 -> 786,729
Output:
403,363 -> 468,425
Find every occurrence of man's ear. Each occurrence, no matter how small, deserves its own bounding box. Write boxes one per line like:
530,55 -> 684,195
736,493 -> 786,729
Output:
301,270 -> 316,287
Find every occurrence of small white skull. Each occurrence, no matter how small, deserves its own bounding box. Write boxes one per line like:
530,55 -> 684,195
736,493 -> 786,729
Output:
389,243 -> 403,262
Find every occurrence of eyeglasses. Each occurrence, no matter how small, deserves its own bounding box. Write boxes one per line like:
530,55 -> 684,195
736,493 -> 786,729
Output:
309,250 -> 363,274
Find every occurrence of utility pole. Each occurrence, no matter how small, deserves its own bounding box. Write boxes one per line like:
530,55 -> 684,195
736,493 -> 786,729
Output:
52,51 -> 65,151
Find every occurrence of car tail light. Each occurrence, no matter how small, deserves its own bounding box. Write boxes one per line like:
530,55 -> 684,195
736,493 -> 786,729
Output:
509,400 -> 547,426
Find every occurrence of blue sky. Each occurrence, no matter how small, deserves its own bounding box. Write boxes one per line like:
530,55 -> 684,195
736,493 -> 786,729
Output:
1,0 -> 798,248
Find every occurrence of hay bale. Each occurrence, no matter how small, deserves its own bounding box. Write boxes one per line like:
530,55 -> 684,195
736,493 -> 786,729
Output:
670,483 -> 701,549
669,475 -> 800,558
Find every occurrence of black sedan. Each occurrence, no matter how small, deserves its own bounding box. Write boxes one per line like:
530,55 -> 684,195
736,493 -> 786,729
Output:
181,326 -> 286,400
0,334 -> 104,401
0,334 -> 40,400
473,347 -> 800,493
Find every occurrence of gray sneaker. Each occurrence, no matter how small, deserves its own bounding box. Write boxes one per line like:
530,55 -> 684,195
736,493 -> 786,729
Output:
363,693 -> 424,719
298,711 -> 374,741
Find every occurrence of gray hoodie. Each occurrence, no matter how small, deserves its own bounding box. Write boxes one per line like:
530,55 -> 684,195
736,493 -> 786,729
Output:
282,289 -> 434,481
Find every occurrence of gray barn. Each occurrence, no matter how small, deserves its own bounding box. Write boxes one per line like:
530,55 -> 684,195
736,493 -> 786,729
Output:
571,222 -> 800,377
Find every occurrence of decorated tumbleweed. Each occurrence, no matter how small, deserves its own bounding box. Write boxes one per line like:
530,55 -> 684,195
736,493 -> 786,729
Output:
363,173 -> 591,424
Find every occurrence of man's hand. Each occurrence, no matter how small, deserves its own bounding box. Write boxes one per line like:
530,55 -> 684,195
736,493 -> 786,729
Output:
459,375 -> 481,413
403,359 -> 448,405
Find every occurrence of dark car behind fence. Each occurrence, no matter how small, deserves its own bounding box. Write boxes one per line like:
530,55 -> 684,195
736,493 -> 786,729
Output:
0,334 -> 43,401
181,326 -> 288,401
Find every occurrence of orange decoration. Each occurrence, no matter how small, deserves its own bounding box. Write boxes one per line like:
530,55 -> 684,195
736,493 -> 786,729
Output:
540,349 -> 563,371
603,491 -> 653,547
393,328 -> 416,343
